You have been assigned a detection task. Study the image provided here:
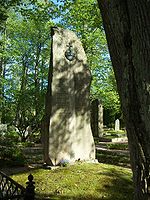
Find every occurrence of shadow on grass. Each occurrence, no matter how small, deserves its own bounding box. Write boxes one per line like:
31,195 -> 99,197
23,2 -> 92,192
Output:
96,150 -> 131,168
1,163 -> 42,176
96,169 -> 134,200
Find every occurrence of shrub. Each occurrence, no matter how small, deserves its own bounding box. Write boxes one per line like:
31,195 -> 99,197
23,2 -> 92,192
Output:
0,146 -> 26,166
0,130 -> 19,146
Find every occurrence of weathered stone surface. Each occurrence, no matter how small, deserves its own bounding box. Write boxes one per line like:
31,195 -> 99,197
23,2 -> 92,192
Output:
43,27 -> 95,165
91,99 -> 103,138
91,99 -> 99,137
98,102 -> 103,137
115,119 -> 120,131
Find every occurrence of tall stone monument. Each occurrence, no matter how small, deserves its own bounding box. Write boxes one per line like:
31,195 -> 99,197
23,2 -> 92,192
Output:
42,27 -> 95,165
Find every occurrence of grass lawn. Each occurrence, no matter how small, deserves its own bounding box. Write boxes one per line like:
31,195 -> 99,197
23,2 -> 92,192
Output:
11,163 -> 133,200
96,151 -> 130,168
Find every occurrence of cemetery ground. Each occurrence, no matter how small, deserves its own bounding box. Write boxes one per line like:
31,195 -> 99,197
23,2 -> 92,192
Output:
0,129 -> 133,199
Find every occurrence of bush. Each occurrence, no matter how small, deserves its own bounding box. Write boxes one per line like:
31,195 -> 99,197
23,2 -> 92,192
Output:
0,146 -> 26,166
0,130 -> 19,146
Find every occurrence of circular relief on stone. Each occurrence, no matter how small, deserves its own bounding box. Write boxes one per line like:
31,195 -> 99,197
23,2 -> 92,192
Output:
65,43 -> 76,61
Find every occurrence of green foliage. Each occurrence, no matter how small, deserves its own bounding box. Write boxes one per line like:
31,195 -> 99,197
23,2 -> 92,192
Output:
0,126 -> 19,146
0,146 -> 25,166
58,0 -> 121,125
1,1 -> 56,139
0,126 -> 26,166
0,0 -> 21,29
1,0 -> 121,133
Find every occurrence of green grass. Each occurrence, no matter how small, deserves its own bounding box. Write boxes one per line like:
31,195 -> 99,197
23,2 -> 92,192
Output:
96,151 -> 130,168
11,163 -> 133,200
106,143 -> 128,150
103,130 -> 126,139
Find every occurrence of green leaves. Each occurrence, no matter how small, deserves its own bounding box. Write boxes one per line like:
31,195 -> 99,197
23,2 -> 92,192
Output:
1,0 -> 121,131
0,1 -> 56,139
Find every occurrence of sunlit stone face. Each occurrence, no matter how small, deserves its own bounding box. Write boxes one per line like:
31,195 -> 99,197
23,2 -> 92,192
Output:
47,27 -> 95,165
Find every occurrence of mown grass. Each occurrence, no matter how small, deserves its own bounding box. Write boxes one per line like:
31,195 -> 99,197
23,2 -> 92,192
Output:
106,143 -> 128,150
102,130 -> 127,139
96,151 -> 130,168
11,163 -> 133,200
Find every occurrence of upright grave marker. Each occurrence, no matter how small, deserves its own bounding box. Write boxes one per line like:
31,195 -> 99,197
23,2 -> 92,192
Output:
42,27 -> 95,165
115,119 -> 120,131
91,99 -> 103,137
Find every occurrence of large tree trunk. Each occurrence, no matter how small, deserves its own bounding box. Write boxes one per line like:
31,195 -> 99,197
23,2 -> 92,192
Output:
98,1 -> 150,199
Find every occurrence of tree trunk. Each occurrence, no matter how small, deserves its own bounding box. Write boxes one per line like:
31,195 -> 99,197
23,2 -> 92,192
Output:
0,22 -> 7,124
0,58 -> 4,123
98,0 -> 150,199
15,55 -> 28,126
34,43 -> 42,118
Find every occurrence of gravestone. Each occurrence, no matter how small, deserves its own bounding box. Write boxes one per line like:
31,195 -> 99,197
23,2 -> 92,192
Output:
115,119 -> 120,131
91,99 -> 99,137
91,99 -> 103,137
42,27 -> 95,165
98,102 -> 103,137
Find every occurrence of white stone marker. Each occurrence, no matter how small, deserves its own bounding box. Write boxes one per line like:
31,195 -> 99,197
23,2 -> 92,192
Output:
115,119 -> 120,131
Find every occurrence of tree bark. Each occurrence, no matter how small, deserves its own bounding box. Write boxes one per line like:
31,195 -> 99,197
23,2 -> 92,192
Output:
34,43 -> 42,118
98,0 -> 150,199
0,58 -> 4,123
41,30 -> 53,165
15,55 -> 28,129
0,24 -> 7,124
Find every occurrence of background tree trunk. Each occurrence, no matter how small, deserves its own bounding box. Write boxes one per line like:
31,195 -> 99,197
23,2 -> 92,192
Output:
98,0 -> 150,199
0,23 -> 7,124
15,55 -> 28,125
0,58 -> 6,123
34,43 -> 42,118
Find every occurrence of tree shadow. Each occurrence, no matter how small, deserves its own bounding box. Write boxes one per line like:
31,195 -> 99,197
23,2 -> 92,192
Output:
1,165 -> 41,176
96,169 -> 134,200
96,149 -> 131,168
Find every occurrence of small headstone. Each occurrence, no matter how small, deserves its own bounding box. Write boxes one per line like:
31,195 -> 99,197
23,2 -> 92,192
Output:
115,119 -> 120,131
90,99 -> 103,138
91,99 -> 99,137
98,103 -> 103,137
